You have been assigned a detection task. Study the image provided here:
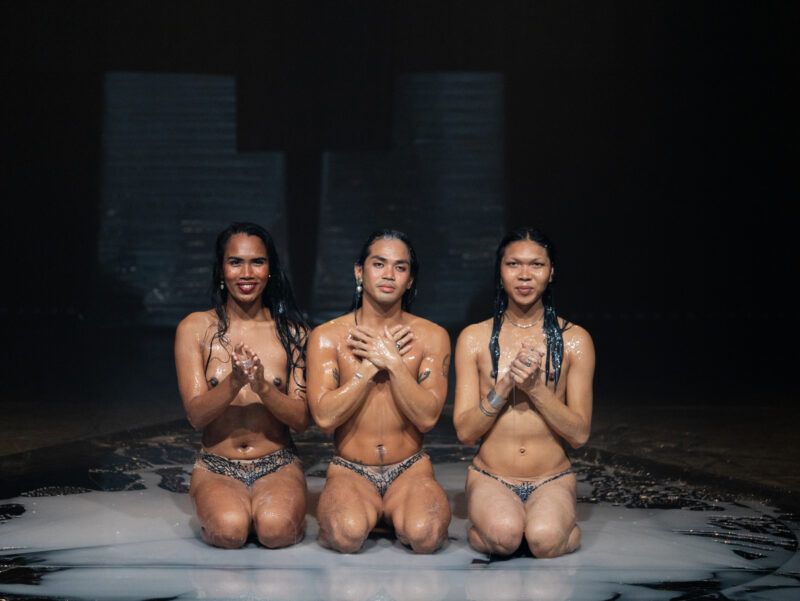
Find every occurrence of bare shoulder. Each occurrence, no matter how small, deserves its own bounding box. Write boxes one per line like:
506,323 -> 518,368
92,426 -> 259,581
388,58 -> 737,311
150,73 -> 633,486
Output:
405,313 -> 449,345
456,317 -> 492,351
561,319 -> 594,352
176,310 -> 215,335
308,314 -> 352,347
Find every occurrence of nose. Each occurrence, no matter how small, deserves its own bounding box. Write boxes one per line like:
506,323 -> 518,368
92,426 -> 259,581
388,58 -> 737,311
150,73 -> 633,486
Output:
242,263 -> 253,277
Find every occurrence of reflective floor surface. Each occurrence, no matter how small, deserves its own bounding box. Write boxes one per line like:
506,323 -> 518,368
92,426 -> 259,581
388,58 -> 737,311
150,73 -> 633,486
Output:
1,422 -> 798,601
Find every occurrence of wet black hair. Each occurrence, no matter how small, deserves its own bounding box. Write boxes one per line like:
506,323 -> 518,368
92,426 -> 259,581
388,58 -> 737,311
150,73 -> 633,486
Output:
207,222 -> 307,388
351,229 -> 419,312
489,226 -> 567,386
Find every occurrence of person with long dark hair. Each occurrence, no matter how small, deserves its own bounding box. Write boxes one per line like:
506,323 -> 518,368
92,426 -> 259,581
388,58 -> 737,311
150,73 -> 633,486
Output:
175,222 -> 309,549
453,227 -> 594,558
307,229 -> 452,553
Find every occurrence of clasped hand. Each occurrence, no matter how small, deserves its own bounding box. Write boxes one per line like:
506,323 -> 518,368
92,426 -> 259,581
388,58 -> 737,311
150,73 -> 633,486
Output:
231,343 -> 269,395
347,324 -> 414,370
507,341 -> 547,394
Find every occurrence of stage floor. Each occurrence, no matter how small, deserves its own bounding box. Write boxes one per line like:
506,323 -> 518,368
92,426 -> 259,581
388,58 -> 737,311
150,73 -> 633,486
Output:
1,421 -> 798,601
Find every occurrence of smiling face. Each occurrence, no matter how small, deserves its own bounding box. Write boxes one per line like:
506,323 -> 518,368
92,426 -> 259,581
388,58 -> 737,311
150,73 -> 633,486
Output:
222,233 -> 270,305
500,239 -> 553,309
354,237 -> 413,308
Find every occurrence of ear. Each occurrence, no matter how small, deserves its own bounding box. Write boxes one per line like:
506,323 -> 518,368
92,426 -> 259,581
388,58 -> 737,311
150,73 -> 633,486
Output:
548,268 -> 554,283
406,277 -> 413,290
354,264 -> 363,282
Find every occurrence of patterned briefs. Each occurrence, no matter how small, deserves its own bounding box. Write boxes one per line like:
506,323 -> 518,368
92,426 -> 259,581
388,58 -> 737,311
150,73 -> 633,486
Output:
195,446 -> 299,487
468,464 -> 573,503
331,450 -> 427,497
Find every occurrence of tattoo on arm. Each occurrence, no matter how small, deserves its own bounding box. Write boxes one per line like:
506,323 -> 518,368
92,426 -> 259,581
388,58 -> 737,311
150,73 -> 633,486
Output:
332,368 -> 340,387
442,354 -> 451,377
417,368 -> 431,384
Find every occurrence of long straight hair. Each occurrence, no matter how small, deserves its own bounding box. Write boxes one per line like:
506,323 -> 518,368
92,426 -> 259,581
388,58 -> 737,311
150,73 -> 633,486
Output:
489,227 -> 567,386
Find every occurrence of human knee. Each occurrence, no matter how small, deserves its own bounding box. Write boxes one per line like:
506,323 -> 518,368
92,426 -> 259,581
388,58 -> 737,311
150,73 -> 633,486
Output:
401,517 -> 448,554
477,516 -> 523,555
254,511 -> 304,548
203,510 -> 250,549
526,523 -> 571,558
321,512 -> 371,553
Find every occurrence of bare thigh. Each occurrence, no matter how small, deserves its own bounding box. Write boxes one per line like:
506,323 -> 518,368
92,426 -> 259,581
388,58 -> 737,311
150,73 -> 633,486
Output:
524,472 -> 580,558
384,457 -> 451,554
465,468 -> 526,555
190,466 -> 252,548
250,461 -> 307,548
315,463 -> 382,553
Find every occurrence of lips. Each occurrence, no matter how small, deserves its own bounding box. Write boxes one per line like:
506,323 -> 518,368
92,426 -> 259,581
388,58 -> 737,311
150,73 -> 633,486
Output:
236,282 -> 258,294
378,285 -> 396,293
516,287 -> 533,295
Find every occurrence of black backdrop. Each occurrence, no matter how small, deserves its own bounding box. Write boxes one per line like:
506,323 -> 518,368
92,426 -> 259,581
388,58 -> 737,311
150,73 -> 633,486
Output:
3,1 -> 797,403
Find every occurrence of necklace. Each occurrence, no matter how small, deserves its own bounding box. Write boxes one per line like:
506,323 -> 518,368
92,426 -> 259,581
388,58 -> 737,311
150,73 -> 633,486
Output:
504,312 -> 542,329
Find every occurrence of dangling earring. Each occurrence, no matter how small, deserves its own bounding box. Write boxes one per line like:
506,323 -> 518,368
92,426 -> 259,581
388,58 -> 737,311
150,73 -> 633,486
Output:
220,280 -> 225,290
356,279 -> 363,294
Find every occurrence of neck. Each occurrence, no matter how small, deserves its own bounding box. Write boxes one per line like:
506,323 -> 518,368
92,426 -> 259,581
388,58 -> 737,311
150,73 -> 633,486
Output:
226,297 -> 270,322
356,295 -> 404,327
504,299 -> 545,324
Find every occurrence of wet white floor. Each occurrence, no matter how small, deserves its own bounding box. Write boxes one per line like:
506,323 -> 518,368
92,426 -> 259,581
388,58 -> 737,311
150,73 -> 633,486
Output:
1,458 -> 798,601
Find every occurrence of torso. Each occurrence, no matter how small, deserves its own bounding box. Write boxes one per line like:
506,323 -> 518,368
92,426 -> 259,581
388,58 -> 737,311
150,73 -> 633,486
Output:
197,311 -> 292,459
472,317 -> 575,479
323,313 -> 434,465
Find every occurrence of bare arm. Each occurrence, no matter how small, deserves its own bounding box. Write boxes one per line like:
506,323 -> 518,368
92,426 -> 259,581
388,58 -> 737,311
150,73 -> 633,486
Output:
383,325 -> 449,433
513,328 -> 595,448
175,315 -> 245,430
453,326 -> 515,445
307,325 -> 378,433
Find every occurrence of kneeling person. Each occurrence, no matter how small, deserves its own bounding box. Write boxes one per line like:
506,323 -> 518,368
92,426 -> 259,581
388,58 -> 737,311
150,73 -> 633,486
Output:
175,223 -> 309,549
308,230 -> 452,554
454,227 -> 594,559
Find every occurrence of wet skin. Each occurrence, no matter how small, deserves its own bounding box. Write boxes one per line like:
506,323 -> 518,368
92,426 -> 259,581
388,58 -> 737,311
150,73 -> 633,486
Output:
175,233 -> 309,548
307,238 -> 452,553
453,239 -> 595,558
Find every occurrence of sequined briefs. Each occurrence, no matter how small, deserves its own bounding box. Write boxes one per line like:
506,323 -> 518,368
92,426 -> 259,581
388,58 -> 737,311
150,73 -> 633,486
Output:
468,464 -> 573,503
331,450 -> 427,497
196,446 -> 299,487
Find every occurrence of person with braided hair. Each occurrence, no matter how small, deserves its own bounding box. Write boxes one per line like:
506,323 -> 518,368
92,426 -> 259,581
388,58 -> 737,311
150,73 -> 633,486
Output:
453,227 -> 594,559
175,222 -> 309,549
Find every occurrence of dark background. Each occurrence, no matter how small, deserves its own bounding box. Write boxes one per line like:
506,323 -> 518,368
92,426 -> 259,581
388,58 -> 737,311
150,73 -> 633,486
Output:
3,1 -> 797,410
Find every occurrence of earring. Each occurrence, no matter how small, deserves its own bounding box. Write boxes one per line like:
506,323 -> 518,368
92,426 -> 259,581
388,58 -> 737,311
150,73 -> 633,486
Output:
220,281 -> 225,290
356,280 -> 362,294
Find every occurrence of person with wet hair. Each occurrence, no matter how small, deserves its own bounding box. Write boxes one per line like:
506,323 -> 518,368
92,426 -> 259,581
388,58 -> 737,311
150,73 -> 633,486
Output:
453,227 -> 594,558
308,229 -> 452,553
175,222 -> 309,549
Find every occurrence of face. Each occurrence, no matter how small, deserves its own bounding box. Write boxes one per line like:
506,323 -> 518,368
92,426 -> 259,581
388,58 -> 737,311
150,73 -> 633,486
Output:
222,233 -> 270,304
354,238 -> 413,306
500,239 -> 553,308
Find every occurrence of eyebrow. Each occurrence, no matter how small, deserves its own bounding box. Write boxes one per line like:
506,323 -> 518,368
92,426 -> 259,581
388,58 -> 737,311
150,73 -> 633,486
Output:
370,255 -> 409,265
227,255 -> 267,260
506,255 -> 545,262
